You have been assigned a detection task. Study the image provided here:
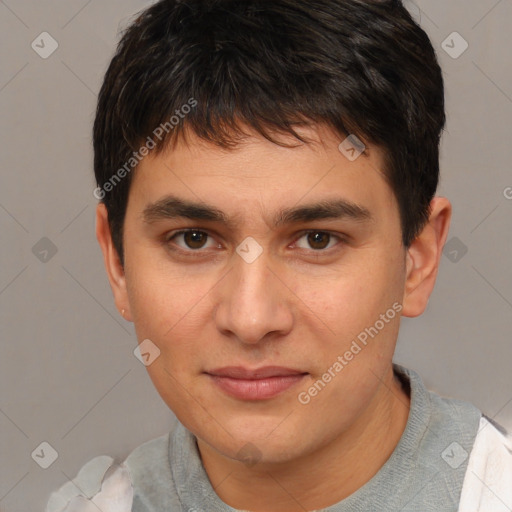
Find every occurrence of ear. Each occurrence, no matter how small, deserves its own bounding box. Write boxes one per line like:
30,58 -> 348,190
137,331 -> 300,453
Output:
401,197 -> 452,317
95,203 -> 132,322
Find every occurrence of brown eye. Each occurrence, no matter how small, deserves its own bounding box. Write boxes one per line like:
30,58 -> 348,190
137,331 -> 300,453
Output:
294,231 -> 341,251
182,230 -> 208,249
167,230 -> 215,251
306,232 -> 331,250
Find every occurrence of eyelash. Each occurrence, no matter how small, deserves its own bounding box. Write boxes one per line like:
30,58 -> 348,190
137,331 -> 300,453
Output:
164,229 -> 347,258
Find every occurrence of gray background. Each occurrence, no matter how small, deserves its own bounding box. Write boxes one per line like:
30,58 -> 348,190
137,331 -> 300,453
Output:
0,1 -> 511,511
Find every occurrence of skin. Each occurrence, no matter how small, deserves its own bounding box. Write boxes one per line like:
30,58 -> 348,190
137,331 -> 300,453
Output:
96,123 -> 452,511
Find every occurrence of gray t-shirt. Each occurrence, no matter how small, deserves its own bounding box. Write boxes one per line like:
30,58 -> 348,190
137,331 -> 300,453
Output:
122,364 -> 482,511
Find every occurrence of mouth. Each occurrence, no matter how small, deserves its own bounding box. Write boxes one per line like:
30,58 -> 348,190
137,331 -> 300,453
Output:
205,366 -> 309,400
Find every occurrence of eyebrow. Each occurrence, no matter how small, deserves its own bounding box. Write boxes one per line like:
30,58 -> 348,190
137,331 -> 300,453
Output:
142,195 -> 373,228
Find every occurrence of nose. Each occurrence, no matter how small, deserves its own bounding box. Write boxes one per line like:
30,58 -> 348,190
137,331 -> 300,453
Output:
213,251 -> 294,346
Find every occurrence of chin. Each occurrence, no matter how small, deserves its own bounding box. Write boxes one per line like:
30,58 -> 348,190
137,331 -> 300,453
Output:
214,434 -> 307,467
195,416 -> 312,465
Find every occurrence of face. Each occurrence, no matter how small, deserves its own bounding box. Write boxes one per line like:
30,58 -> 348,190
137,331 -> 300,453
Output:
117,125 -> 409,464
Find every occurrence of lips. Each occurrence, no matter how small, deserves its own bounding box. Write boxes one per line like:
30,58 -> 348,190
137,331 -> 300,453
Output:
206,366 -> 308,400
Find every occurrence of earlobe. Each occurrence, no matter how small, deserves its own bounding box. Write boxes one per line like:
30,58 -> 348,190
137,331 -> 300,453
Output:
95,203 -> 132,322
401,197 -> 452,318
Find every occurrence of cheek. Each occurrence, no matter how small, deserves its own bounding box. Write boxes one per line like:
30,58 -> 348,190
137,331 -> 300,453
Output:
124,261 -> 220,403
125,253 -> 207,337
292,255 -> 399,333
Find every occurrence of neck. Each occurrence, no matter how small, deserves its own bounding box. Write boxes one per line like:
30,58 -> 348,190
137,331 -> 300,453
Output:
197,366 -> 411,511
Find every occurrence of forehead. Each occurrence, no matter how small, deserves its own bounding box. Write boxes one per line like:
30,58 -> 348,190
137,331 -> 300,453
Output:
128,124 -> 397,228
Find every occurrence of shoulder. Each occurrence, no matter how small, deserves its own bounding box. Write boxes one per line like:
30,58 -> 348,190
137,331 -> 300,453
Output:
122,429 -> 184,511
45,455 -> 132,512
459,416 -> 512,512
46,426 -> 181,512
124,430 -> 182,510
396,364 -> 483,446
124,431 -> 171,477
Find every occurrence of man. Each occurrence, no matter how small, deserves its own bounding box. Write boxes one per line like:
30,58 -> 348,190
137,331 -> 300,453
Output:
47,0 -> 512,510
